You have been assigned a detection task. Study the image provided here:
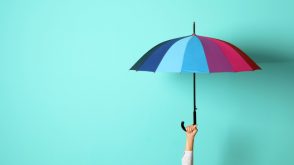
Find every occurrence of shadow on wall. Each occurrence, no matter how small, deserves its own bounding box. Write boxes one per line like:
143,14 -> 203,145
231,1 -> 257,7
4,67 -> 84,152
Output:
243,45 -> 294,63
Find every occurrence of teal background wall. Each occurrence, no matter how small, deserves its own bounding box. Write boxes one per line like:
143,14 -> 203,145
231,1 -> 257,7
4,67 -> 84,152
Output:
1,0 -> 294,165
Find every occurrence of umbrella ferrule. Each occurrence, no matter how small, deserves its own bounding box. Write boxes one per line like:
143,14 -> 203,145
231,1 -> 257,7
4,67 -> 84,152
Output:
193,21 -> 196,34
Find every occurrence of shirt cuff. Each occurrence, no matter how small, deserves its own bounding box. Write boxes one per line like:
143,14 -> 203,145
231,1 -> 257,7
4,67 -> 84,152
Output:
184,151 -> 193,156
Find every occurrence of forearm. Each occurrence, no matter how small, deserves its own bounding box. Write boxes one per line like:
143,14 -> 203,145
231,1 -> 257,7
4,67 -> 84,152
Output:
182,138 -> 194,165
182,125 -> 197,165
185,137 -> 194,151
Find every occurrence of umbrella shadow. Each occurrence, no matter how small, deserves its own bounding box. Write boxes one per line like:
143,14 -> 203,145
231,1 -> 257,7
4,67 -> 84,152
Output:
241,45 -> 294,63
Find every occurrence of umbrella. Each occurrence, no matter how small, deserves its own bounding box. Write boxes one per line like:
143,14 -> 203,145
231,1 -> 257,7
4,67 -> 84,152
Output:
130,22 -> 261,131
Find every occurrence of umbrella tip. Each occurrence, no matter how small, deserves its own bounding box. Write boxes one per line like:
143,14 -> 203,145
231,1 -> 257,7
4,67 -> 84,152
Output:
193,22 -> 196,35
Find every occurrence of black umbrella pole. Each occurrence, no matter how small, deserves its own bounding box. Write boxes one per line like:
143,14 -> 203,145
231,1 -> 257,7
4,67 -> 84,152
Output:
181,73 -> 197,132
193,73 -> 197,125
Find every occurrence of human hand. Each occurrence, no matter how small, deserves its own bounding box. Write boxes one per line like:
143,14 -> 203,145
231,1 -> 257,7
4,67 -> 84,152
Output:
184,124 -> 198,151
186,124 -> 198,140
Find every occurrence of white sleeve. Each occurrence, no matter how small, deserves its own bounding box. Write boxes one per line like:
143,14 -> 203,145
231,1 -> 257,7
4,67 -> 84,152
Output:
182,151 -> 193,165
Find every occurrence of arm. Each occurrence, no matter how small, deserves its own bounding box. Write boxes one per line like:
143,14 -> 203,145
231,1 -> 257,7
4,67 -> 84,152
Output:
182,125 -> 198,165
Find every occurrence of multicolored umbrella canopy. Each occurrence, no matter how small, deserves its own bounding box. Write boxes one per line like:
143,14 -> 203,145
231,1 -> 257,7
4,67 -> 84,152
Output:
130,22 -> 261,131
130,35 -> 260,73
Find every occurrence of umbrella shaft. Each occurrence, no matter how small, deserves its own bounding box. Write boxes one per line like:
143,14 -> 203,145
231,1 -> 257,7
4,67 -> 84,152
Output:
193,73 -> 197,124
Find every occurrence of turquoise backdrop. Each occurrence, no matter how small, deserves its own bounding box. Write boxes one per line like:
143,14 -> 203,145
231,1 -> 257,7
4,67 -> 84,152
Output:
1,0 -> 294,165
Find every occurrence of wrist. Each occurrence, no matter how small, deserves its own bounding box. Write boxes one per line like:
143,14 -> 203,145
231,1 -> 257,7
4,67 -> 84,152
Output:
186,136 -> 195,142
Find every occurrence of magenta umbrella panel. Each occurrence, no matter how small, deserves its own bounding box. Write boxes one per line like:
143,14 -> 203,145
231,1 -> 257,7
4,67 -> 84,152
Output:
130,22 -> 261,131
